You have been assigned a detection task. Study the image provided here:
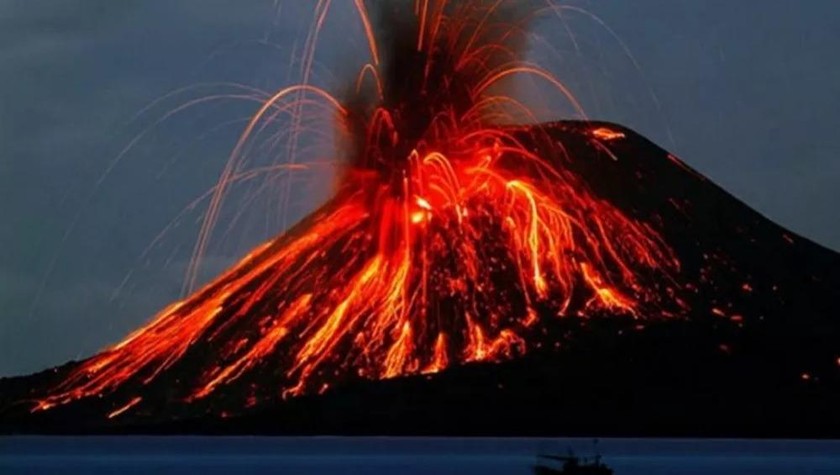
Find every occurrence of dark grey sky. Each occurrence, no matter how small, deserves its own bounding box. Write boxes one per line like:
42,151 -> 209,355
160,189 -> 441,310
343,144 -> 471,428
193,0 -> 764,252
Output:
2,0 -> 839,377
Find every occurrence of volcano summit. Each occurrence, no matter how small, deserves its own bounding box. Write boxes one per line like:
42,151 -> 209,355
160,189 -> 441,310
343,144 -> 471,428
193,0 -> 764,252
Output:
2,1 -> 839,436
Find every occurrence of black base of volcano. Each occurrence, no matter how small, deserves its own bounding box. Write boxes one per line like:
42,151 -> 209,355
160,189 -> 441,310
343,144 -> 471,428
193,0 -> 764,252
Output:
3,316 -> 838,437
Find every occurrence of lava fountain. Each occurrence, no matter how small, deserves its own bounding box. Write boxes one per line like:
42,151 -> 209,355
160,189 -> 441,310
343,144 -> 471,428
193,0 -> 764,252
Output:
33,0 -> 684,416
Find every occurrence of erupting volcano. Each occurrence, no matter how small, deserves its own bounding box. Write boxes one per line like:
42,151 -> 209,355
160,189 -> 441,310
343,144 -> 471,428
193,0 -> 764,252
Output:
2,0 -> 839,436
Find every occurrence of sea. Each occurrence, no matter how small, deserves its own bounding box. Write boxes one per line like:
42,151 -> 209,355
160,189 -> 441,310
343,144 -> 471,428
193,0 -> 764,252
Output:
1,437 -> 839,474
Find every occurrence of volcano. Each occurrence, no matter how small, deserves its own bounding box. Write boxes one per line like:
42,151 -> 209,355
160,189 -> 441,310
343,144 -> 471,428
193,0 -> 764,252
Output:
2,1 -> 839,436
3,120 -> 839,436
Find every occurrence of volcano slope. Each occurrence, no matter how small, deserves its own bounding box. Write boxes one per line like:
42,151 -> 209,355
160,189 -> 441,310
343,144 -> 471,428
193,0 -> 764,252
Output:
2,120 -> 839,436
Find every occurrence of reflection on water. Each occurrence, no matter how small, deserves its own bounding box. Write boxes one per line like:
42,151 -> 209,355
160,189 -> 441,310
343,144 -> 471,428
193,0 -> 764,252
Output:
2,437 -> 840,475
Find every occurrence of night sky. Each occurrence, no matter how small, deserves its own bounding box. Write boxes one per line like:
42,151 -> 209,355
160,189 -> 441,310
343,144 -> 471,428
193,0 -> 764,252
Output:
2,0 -> 839,377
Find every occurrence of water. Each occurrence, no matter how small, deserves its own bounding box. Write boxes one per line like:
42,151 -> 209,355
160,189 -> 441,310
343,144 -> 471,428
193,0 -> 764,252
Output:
2,437 -> 840,474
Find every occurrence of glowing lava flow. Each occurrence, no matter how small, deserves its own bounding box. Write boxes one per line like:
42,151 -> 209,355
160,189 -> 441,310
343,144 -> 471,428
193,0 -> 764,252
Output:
34,0 -> 683,414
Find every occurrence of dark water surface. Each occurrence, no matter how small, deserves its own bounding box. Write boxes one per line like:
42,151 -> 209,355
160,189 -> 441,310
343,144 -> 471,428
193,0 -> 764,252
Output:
2,437 -> 840,474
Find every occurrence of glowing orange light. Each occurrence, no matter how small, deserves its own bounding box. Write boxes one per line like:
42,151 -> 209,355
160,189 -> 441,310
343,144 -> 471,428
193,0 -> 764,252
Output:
410,211 -> 426,224
107,397 -> 142,419
415,197 -> 432,210
32,0 -> 686,414
591,127 -> 625,141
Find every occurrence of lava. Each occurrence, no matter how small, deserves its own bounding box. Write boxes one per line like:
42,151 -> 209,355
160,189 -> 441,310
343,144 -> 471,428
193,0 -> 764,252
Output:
32,0 -> 685,415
